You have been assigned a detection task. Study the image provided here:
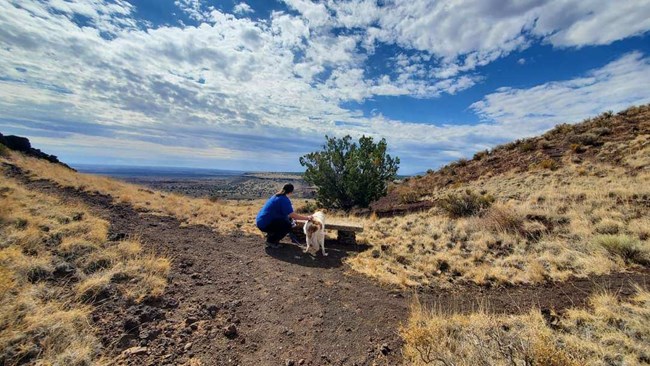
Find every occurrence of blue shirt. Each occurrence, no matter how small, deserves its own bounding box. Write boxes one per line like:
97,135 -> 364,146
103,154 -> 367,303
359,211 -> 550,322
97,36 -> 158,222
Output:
256,194 -> 294,229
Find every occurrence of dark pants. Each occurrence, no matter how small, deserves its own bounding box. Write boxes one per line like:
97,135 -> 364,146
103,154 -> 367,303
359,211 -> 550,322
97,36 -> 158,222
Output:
258,217 -> 292,243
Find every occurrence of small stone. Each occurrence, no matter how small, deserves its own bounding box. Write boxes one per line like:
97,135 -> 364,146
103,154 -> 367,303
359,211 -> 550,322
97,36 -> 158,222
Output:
124,316 -> 140,333
371,250 -> 380,258
379,343 -> 391,355
206,303 -> 219,313
53,262 -> 76,277
166,298 -> 179,308
108,232 -> 126,241
223,324 -> 238,339
185,317 -> 198,325
184,342 -> 193,351
285,360 -> 295,366
123,346 -> 148,356
298,359 -> 305,365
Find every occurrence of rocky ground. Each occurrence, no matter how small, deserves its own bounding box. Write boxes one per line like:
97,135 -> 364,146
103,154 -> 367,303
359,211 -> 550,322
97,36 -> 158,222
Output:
7,167 -> 650,366
123,174 -> 314,200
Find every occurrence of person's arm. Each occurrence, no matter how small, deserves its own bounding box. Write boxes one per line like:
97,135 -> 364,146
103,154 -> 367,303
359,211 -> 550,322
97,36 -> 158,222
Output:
282,196 -> 311,221
289,212 -> 312,221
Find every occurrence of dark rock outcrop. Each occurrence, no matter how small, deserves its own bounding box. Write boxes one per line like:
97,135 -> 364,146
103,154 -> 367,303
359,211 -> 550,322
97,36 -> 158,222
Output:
0,132 -> 75,170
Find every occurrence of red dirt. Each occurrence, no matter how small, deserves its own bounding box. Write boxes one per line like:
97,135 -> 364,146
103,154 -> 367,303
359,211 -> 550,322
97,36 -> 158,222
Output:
5,164 -> 650,366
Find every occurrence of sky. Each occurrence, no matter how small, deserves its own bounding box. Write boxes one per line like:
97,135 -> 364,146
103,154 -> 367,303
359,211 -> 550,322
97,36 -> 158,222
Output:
1,0 -> 649,174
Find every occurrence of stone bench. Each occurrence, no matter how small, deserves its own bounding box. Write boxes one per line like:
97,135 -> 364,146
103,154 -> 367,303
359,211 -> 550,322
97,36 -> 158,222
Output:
292,220 -> 364,244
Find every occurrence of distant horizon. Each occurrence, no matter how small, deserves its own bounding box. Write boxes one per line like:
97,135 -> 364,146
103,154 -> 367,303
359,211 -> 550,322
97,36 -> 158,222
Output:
72,162 -> 422,177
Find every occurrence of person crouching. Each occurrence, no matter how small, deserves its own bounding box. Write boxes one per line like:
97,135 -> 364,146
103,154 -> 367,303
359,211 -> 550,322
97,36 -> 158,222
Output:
256,183 -> 312,249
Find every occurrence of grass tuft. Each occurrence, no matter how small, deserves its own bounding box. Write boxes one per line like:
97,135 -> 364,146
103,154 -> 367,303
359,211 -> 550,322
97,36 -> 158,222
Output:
403,288 -> 650,365
593,234 -> 649,265
439,190 -> 494,218
0,171 -> 169,364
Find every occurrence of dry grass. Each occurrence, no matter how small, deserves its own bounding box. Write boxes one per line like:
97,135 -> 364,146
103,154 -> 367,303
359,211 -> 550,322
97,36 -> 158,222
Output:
6,142 -> 649,290
0,171 -> 170,364
9,152 -> 260,236
347,152 -> 650,287
402,288 -> 650,365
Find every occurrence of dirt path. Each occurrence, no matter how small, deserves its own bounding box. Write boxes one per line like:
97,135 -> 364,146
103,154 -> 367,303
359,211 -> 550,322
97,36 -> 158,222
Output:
5,164 -> 649,366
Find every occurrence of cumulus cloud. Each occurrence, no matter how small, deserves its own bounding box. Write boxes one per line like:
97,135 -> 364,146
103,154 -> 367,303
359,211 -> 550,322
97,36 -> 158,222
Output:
233,2 -> 254,15
471,52 -> 650,132
174,0 -> 211,21
316,0 -> 650,76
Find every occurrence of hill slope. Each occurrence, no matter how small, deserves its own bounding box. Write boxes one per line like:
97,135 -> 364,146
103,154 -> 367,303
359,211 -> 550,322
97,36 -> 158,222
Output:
346,104 -> 649,287
373,104 -> 649,215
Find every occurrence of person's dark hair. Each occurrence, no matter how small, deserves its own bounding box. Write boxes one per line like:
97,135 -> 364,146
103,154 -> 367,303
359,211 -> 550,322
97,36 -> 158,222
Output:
275,183 -> 294,196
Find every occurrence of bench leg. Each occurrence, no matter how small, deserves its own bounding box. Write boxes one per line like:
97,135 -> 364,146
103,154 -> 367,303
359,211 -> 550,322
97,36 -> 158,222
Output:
337,230 -> 356,245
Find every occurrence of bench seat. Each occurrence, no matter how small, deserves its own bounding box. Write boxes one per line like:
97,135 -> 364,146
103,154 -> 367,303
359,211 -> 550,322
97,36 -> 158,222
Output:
292,220 -> 363,244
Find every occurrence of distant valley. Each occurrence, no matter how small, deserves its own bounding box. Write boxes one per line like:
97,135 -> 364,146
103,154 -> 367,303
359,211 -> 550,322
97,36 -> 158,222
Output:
74,164 -> 314,200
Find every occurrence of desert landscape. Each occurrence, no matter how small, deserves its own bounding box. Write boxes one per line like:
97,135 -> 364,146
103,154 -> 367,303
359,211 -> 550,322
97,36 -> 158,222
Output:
2,1 -> 650,365
75,166 -> 314,200
1,105 -> 649,365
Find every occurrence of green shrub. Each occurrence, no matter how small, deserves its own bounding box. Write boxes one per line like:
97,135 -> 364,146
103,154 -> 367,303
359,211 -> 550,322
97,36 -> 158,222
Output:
569,133 -> 602,147
547,123 -> 573,136
519,141 -> 536,152
594,219 -> 622,235
538,139 -> 553,149
594,235 -> 649,265
570,143 -> 586,153
539,159 -> 559,170
400,191 -> 420,204
299,135 -> 399,209
296,200 -> 319,213
592,127 -> 611,136
473,150 -> 488,160
440,190 -> 494,218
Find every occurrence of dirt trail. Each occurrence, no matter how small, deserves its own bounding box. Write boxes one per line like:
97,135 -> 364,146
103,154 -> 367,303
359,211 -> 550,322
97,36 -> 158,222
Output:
5,164 -> 649,366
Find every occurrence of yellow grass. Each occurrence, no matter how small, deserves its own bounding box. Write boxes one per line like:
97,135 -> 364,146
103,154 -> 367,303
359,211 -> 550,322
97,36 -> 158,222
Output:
346,150 -> 650,287
7,143 -> 649,289
402,288 -> 650,365
9,152 -> 261,236
0,169 -> 169,364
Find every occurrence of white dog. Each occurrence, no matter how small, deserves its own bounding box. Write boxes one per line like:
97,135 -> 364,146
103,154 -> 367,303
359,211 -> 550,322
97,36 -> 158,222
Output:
303,211 -> 327,256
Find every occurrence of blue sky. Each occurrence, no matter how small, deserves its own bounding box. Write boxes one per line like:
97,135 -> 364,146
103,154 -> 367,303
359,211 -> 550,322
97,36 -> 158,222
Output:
1,0 -> 649,174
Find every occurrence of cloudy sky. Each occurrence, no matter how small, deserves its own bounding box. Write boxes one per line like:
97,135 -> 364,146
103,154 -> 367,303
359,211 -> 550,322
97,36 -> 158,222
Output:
1,0 -> 649,174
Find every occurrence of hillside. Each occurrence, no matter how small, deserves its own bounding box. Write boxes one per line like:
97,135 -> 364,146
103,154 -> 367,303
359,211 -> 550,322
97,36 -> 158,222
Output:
373,104 -> 649,215
1,105 -> 649,365
0,132 -> 73,169
346,104 -> 649,288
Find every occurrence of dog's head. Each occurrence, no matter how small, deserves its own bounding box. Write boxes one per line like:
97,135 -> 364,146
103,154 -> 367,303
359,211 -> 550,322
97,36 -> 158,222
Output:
306,220 -> 323,236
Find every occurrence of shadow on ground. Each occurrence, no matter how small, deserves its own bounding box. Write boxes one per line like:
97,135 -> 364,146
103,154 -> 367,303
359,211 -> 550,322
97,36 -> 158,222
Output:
264,239 -> 370,269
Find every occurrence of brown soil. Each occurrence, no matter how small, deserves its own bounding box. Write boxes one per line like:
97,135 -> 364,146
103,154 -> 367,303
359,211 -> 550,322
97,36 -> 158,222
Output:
5,164 -> 650,366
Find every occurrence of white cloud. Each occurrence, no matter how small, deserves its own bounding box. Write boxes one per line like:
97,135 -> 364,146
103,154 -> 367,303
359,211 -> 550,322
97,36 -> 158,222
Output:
174,0 -> 211,21
233,2 -> 254,15
471,52 -> 650,132
318,0 -> 650,76
533,0 -> 650,47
